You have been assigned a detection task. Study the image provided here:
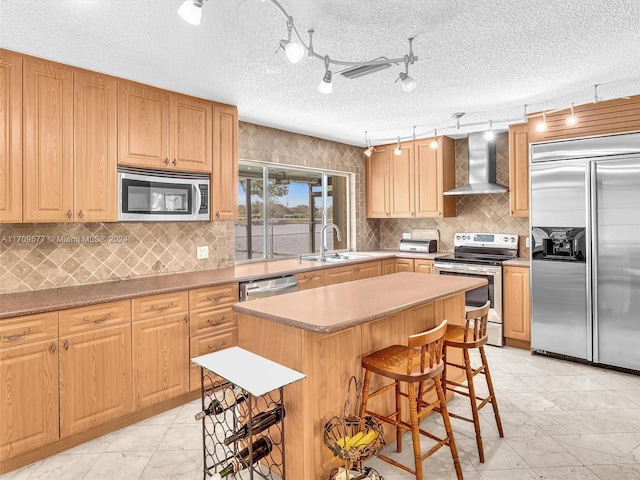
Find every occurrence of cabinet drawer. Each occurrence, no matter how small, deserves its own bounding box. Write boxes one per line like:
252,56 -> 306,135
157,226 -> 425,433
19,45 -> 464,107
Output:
190,328 -> 237,358
189,283 -> 238,310
59,300 -> 131,335
189,328 -> 237,391
132,291 -> 188,321
189,306 -> 237,337
0,312 -> 58,349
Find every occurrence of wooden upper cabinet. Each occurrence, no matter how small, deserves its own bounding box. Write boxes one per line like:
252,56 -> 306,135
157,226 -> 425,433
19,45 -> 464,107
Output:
74,70 -> 118,222
389,141 -> 415,217
170,93 -> 212,172
414,136 -> 456,217
366,137 -> 456,219
118,81 -> 170,169
118,81 -> 212,173
212,103 -> 238,220
365,145 -> 390,218
23,58 -> 74,222
508,123 -> 529,218
0,50 -> 22,223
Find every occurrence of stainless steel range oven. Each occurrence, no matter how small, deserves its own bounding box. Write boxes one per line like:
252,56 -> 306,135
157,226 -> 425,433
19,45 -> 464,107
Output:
434,232 -> 518,347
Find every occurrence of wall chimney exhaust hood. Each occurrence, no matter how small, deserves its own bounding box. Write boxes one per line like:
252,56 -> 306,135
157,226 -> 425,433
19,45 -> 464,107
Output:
444,131 -> 508,195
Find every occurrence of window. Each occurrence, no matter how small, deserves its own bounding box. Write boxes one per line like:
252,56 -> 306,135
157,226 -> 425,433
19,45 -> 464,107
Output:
235,161 -> 351,262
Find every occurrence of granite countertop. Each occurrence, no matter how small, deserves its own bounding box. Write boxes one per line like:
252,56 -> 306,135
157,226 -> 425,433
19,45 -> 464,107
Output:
233,272 -> 487,334
503,257 -> 530,267
0,249 -> 518,320
0,251 -> 394,319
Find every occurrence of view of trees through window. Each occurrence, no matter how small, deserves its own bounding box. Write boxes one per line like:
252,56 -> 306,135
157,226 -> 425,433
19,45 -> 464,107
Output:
235,162 -> 350,261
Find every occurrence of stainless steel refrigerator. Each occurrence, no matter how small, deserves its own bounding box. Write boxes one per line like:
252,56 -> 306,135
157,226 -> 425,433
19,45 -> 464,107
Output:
530,132 -> 640,371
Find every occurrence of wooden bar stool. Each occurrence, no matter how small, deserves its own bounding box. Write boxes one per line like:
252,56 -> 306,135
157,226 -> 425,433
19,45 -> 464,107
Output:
443,301 -> 504,463
359,320 -> 463,480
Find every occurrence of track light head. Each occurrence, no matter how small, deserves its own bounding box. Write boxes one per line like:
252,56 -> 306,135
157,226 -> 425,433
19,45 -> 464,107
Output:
178,0 -> 205,25
318,56 -> 333,93
394,137 -> 402,156
430,129 -> 439,150
398,72 -> 417,92
318,70 -> 333,93
484,121 -> 495,141
536,111 -> 548,132
565,103 -> 578,126
280,39 -> 305,63
364,145 -> 375,157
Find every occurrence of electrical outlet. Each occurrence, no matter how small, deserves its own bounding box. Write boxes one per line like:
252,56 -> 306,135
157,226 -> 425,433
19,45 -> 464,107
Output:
402,232 -> 411,239
196,246 -> 209,259
525,237 -> 531,248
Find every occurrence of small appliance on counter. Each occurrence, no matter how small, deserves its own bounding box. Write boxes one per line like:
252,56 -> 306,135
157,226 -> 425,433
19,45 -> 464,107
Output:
398,238 -> 437,253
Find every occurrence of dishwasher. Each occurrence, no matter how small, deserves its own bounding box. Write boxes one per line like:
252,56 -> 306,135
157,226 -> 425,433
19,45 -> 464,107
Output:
239,274 -> 299,301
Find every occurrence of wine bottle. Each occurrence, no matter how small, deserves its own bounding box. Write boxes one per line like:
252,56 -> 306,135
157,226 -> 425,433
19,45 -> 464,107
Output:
211,437 -> 273,479
223,404 -> 285,446
194,386 -> 248,420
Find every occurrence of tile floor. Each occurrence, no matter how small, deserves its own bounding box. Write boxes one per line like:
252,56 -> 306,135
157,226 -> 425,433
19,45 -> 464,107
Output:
3,346 -> 640,480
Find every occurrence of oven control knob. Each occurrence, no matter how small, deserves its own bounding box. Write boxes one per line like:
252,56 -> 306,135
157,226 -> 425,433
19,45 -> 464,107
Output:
456,235 -> 461,240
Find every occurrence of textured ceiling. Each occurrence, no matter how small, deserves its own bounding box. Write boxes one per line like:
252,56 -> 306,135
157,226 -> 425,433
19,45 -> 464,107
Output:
2,0 -> 639,146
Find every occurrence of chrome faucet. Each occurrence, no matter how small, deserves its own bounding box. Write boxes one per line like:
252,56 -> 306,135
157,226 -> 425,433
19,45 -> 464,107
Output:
320,223 -> 342,261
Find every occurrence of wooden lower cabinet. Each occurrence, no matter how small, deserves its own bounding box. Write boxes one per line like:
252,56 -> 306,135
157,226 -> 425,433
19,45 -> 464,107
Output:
503,265 -> 531,346
296,271 -> 325,290
325,261 -> 381,285
58,301 -> 132,437
188,283 -> 239,391
414,259 -> 434,274
0,312 -> 59,461
132,292 -> 190,409
395,258 -> 414,272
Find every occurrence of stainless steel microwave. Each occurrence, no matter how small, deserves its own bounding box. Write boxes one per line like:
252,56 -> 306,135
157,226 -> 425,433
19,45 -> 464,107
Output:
118,167 -> 210,221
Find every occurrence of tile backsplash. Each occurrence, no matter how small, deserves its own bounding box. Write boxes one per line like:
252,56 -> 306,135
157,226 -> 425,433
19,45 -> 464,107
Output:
0,122 -> 373,294
0,127 -> 528,295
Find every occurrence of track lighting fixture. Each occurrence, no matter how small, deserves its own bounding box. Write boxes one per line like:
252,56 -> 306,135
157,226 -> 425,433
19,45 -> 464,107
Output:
363,131 -> 375,157
536,111 -> 548,132
179,0 -> 418,93
565,103 -> 578,126
318,56 -> 333,94
397,39 -> 417,92
394,137 -> 402,156
178,0 -> 205,25
430,130 -> 439,150
279,18 -> 305,63
484,121 -> 495,141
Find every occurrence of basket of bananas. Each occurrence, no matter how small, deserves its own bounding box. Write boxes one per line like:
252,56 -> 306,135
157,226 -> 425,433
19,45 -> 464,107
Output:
323,377 -> 385,465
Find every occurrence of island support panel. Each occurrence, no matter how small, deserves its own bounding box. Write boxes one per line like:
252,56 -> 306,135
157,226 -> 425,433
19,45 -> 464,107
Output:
238,292 -> 466,480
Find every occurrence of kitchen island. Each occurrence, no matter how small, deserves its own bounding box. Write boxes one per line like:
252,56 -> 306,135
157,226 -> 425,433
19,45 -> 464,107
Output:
234,272 -> 486,480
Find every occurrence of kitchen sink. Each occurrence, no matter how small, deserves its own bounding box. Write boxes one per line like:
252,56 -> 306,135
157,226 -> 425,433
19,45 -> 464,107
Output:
300,253 -> 373,263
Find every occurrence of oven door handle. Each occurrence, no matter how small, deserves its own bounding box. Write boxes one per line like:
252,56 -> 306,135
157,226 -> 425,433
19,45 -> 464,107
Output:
434,263 -> 500,275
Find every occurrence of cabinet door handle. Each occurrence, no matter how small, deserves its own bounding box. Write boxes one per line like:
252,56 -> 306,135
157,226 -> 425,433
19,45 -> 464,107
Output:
67,209 -> 72,219
165,157 -> 170,166
50,342 -> 57,353
172,158 -> 178,166
83,312 -> 112,324
78,210 -> 84,219
208,340 -> 229,351
207,316 -> 226,326
0,327 -> 33,342
215,211 -> 220,218
151,302 -> 174,312
64,339 -> 69,350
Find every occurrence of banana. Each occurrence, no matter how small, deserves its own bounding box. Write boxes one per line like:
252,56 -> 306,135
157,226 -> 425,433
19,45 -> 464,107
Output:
344,431 -> 365,449
337,435 -> 350,448
354,429 -> 378,448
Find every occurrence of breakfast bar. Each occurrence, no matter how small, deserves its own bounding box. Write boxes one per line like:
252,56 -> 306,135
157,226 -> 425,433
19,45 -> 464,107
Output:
233,272 -> 486,480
